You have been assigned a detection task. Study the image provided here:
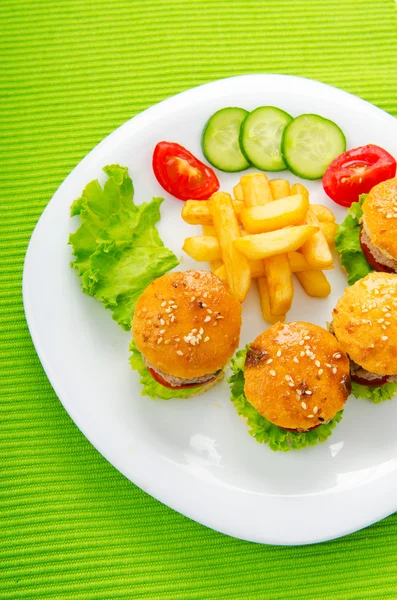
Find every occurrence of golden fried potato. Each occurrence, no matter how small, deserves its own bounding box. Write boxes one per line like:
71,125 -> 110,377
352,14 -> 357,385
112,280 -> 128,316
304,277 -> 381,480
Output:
300,210 -> 333,268
263,254 -> 294,315
310,204 -> 336,223
181,199 -> 244,226
269,179 -> 290,200
295,270 -> 331,298
182,236 -> 222,262
241,194 -> 309,234
234,225 -> 318,260
240,173 -> 272,206
257,277 -> 286,324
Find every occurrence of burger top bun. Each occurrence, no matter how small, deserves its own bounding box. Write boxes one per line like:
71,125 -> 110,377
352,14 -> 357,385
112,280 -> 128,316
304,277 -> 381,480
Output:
132,270 -> 242,378
362,177 -> 397,259
333,272 -> 397,375
244,322 -> 350,431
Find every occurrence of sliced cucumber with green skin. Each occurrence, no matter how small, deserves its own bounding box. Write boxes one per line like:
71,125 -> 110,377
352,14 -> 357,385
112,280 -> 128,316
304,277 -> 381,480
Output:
239,106 -> 293,171
281,114 -> 346,180
202,107 -> 250,172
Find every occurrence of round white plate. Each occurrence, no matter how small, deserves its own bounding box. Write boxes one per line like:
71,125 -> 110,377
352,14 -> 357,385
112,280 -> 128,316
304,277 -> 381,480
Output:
23,75 -> 397,545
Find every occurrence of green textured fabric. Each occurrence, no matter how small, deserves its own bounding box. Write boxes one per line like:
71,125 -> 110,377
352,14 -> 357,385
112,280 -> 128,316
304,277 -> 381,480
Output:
2,0 -> 397,597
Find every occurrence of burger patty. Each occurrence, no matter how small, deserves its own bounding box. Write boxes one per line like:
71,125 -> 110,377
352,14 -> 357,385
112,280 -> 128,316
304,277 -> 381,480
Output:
360,225 -> 397,273
350,361 -> 397,384
329,322 -> 397,383
143,357 -> 220,387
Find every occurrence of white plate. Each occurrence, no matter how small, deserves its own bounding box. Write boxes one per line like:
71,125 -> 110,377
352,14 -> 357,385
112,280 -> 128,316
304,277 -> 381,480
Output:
23,75 -> 397,546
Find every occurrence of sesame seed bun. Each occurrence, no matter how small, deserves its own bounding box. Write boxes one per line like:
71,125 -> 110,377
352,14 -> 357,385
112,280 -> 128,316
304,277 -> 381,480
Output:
362,177 -> 397,260
132,270 -> 242,379
244,322 -> 350,431
332,272 -> 397,375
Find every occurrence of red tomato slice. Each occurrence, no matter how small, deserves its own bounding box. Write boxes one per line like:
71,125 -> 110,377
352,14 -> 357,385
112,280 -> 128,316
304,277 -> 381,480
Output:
153,141 -> 220,201
147,367 -> 215,390
359,228 -> 395,273
323,144 -> 396,207
351,372 -> 388,387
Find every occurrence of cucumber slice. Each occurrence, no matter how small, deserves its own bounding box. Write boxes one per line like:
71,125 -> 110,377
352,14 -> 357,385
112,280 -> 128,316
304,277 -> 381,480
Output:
239,106 -> 292,171
202,107 -> 250,172
281,114 -> 346,179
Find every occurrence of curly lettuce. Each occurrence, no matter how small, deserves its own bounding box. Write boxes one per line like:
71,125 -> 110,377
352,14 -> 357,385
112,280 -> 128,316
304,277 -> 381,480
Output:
335,194 -> 373,285
228,347 -> 343,452
69,165 -> 179,330
129,340 -> 221,400
351,381 -> 397,404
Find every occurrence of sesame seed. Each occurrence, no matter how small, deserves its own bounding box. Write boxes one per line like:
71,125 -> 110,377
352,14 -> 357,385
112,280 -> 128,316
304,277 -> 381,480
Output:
191,296 -> 196,302
382,335 -> 389,341
307,415 -> 314,419
385,313 -> 391,317
216,315 -> 224,320
203,292 -> 208,298
318,369 -> 323,376
304,335 -> 311,341
207,308 -> 212,314
301,402 -> 307,410
297,389 -> 303,396
289,382 -> 295,388
170,315 -> 175,323
192,329 -> 198,333
300,351 -> 305,357
293,357 -> 299,363
382,325 -> 387,330
315,360 -> 321,368
168,300 -> 174,305
285,375 -> 291,381
333,353 -> 341,359
267,358 -> 273,364
172,305 -> 178,309
305,390 -> 313,396
165,307 -> 171,313
378,318 -> 384,323
299,340 -> 305,346
305,349 -> 312,356
164,339 -> 170,345
204,316 -> 211,322
174,337 -> 180,342
160,329 -> 165,334
157,337 -> 163,344
313,406 -> 318,414
362,309 -> 368,313
142,307 -> 147,312
176,350 -> 183,356
386,321 -> 391,325
332,367 -> 337,374
276,350 -> 282,357
201,303 -> 207,308
204,336 -> 210,342
199,328 -> 204,334
310,355 -> 316,361
270,370 -> 276,377
161,301 -> 166,307
325,363 -> 331,368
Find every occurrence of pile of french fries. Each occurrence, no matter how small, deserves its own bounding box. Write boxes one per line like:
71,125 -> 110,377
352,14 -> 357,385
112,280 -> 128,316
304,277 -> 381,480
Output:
181,173 -> 336,323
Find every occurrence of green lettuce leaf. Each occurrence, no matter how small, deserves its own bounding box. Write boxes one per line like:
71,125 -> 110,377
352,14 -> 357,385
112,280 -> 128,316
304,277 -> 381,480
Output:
69,165 -> 179,330
129,340 -> 219,400
351,381 -> 397,404
335,194 -> 373,285
228,347 -> 343,452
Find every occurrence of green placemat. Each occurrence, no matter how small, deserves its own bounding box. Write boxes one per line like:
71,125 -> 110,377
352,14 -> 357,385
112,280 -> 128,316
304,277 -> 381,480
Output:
2,1 -> 397,598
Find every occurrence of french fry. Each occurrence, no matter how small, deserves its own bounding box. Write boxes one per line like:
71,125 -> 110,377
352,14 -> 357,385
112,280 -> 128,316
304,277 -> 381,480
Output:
214,264 -> 227,282
234,225 -> 319,260
209,192 -> 251,302
290,182 -> 309,200
300,210 -> 333,268
181,199 -> 244,226
240,173 -> 272,206
257,277 -> 286,324
295,271 -> 331,298
241,194 -> 309,234
202,225 -> 223,272
288,251 -> 333,272
269,179 -> 290,200
310,204 -> 335,223
263,254 -> 294,315
233,182 -> 243,201
182,236 -> 222,262
319,221 -> 336,245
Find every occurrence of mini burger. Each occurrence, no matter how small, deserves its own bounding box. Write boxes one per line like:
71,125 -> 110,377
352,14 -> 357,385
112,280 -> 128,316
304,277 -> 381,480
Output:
332,272 -> 397,399
131,270 -> 242,398
229,322 -> 350,451
360,177 -> 397,273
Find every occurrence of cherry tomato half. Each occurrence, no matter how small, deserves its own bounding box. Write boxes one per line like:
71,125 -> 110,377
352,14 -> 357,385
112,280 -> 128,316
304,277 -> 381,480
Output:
147,367 -> 215,390
323,144 -> 396,207
153,141 -> 220,201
